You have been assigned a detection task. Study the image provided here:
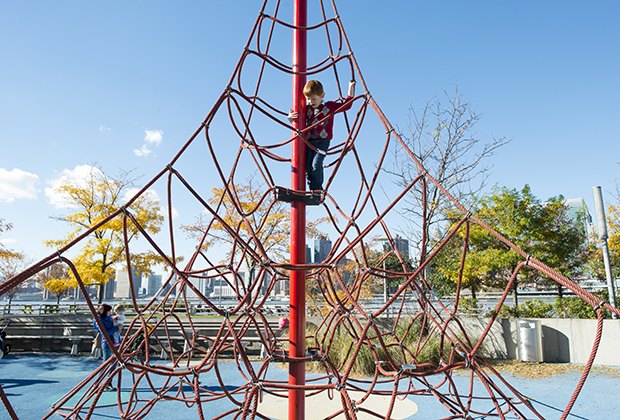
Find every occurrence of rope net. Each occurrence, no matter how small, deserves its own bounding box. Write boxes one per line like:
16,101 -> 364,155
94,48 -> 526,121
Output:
2,1 -> 619,419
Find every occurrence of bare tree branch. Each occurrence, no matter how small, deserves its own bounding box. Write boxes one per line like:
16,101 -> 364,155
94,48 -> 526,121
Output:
387,88 -> 510,258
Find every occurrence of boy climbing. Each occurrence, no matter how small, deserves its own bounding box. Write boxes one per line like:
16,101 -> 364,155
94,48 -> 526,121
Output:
288,79 -> 356,192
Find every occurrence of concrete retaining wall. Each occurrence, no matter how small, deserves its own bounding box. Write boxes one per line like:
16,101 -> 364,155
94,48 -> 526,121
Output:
461,317 -> 620,366
3,313 -> 619,365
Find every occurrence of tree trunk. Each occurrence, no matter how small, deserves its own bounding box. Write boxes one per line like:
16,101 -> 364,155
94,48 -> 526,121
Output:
56,295 -> 61,305
98,284 -> 105,304
512,280 -> 519,308
557,284 -> 563,299
471,286 -> 477,300
7,296 -> 12,314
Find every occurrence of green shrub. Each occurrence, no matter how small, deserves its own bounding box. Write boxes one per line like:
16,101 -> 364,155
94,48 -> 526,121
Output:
312,317 -> 465,377
494,292 -> 611,319
496,299 -> 553,318
457,297 -> 482,316
315,324 -> 380,377
554,290 -> 610,319
517,299 -> 554,318
495,304 -> 516,318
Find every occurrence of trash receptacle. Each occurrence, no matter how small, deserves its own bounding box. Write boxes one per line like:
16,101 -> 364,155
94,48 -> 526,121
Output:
517,319 -> 542,362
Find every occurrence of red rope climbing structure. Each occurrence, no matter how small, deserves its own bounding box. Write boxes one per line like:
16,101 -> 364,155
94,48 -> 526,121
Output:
1,1 -> 619,419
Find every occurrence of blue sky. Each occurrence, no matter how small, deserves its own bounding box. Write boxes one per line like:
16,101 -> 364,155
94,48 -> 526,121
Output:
1,1 -> 619,264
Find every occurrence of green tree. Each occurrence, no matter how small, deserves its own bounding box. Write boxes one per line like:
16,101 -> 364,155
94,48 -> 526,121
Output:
532,196 -> 590,297
430,234 -> 506,300
430,185 -> 589,306
46,166 -> 164,303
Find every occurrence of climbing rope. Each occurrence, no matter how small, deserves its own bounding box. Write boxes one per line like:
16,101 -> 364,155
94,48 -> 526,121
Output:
2,1 -> 619,419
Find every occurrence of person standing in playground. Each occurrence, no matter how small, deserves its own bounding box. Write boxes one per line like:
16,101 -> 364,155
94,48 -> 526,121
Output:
93,303 -> 119,390
288,79 -> 356,192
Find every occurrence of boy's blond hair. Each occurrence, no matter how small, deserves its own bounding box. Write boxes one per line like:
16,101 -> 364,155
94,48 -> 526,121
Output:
303,80 -> 324,97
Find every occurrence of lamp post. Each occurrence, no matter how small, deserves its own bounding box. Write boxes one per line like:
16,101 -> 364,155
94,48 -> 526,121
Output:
592,186 -> 618,318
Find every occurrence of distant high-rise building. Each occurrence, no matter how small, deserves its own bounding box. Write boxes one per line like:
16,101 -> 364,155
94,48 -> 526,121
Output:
383,235 -> 410,259
394,236 -> 410,259
257,270 -> 272,296
146,273 -> 162,296
273,275 -> 289,297
159,274 -> 175,297
564,198 -> 593,236
306,245 -> 312,264
104,278 -> 116,300
314,238 -> 332,264
114,268 -> 142,299
210,272 -> 246,299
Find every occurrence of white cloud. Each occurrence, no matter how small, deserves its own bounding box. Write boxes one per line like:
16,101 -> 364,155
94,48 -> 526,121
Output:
159,205 -> 179,220
124,187 -> 160,204
133,144 -> 152,157
123,188 -> 176,219
0,238 -> 17,246
144,129 -> 163,145
0,168 -> 39,203
45,164 -> 103,208
99,125 -> 112,132
134,129 -> 163,158
45,170 -> 163,213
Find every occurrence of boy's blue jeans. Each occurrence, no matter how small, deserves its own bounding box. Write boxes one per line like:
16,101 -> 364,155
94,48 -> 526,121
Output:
306,138 -> 329,190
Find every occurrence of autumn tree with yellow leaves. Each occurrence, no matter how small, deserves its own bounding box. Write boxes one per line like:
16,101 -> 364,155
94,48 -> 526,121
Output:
46,166 -> 164,303
588,203 -> 620,279
606,205 -> 620,276
182,176 -> 327,275
0,254 -> 27,314
38,263 -> 76,304
0,218 -> 27,313
0,218 -> 21,260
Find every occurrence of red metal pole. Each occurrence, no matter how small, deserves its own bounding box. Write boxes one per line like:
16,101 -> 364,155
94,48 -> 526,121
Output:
289,0 -> 307,419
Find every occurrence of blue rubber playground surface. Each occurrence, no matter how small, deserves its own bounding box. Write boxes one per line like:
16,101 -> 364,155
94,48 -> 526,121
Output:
1,354 -> 619,419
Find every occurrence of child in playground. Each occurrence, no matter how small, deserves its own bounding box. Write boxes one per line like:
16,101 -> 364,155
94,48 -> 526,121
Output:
112,304 -> 126,347
288,79 -> 356,191
260,317 -> 289,358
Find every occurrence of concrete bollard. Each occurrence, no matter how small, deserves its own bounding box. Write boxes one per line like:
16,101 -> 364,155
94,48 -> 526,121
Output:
70,338 -> 80,356
160,339 -> 169,359
91,334 -> 102,359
